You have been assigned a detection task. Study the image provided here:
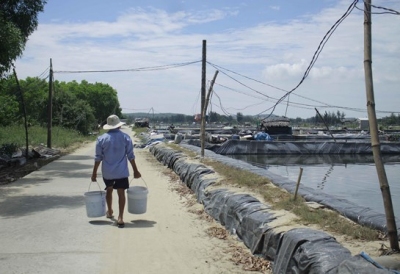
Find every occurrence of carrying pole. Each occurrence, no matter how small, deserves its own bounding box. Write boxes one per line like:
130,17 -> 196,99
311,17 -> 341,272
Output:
363,0 -> 399,251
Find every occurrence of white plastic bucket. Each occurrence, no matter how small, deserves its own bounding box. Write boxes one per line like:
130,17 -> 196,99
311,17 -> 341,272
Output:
127,186 -> 148,214
84,190 -> 106,217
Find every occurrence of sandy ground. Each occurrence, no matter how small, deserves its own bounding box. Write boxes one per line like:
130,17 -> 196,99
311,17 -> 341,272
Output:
0,126 -> 271,274
101,145 -> 271,274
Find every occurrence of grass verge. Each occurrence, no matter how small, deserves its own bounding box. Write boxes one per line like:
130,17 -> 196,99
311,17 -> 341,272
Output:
0,125 -> 97,152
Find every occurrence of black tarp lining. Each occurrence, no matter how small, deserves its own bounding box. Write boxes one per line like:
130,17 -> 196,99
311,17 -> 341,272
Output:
179,143 -> 400,237
183,139 -> 400,155
148,144 -> 398,274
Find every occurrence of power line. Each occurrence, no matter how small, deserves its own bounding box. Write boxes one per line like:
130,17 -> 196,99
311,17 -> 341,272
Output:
212,71 -> 399,114
208,61 -> 342,109
37,67 -> 50,79
54,60 -> 201,74
209,1 -> 396,116
214,82 -> 313,110
213,91 -> 232,116
259,0 -> 359,118
359,1 -> 400,15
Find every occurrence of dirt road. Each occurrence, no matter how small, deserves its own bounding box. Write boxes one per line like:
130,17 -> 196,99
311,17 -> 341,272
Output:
0,127 -> 270,274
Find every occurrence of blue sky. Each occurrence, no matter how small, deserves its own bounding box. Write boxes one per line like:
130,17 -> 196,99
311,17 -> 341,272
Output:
15,0 -> 400,118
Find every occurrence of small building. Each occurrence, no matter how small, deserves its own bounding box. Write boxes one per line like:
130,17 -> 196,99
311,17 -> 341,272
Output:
258,116 -> 292,135
358,118 -> 369,131
134,118 -> 149,128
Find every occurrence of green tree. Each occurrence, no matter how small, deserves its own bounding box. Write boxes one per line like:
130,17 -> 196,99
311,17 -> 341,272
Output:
236,112 -> 244,124
209,111 -> 220,123
0,93 -> 19,126
0,0 -> 47,77
71,80 -> 121,124
18,77 -> 48,124
52,83 -> 96,134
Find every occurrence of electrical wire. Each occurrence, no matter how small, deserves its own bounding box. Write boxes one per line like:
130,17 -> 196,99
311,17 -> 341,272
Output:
192,89 -> 201,115
359,1 -> 400,15
213,91 -> 233,116
37,67 -> 50,79
213,80 -> 399,114
209,61 -> 343,109
208,1 -> 400,115
53,60 -> 201,74
255,0 -> 359,118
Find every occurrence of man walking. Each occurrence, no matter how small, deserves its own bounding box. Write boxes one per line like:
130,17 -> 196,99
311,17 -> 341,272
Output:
91,114 -> 141,227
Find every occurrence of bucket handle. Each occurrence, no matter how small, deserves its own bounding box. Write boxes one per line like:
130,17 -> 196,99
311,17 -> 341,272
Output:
129,177 -> 148,189
88,180 -> 104,196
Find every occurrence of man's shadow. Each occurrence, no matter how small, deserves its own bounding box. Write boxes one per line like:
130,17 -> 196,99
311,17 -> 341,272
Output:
89,218 -> 157,228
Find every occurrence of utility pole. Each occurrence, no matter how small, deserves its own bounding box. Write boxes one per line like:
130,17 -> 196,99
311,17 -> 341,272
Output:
363,0 -> 399,251
13,69 -> 29,157
200,40 -> 206,157
47,58 -> 53,148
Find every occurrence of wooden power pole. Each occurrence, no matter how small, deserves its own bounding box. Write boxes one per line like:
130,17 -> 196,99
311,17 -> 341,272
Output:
200,40 -> 206,157
47,58 -> 53,148
363,0 -> 399,251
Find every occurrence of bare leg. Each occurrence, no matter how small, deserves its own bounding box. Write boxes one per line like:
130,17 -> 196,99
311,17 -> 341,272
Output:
106,186 -> 113,217
117,188 -> 126,225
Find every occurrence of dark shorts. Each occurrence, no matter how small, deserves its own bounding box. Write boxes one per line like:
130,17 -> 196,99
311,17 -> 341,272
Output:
103,177 -> 129,190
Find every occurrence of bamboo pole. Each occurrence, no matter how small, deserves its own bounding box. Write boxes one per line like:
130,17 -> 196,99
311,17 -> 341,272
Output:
294,167 -> 303,201
315,108 -> 337,143
203,71 -> 219,119
200,70 -> 219,156
201,40 -> 206,157
363,0 -> 399,250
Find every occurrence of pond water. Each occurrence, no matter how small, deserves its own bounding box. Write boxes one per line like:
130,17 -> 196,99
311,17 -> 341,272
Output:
227,154 -> 400,218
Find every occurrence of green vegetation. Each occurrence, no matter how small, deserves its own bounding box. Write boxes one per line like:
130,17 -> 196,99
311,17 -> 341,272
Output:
0,125 -> 96,151
132,127 -> 150,135
0,77 -> 122,135
0,0 -> 47,77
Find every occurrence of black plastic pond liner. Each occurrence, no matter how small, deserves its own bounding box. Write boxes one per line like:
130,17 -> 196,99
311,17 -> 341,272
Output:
237,206 -> 276,254
329,255 -> 396,274
173,161 -> 214,189
191,177 -> 215,203
262,229 -> 283,261
272,228 -> 351,273
183,139 -> 400,155
148,144 -> 397,274
180,143 -> 400,238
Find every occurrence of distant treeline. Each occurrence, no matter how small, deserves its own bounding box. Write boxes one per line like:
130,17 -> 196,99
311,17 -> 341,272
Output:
126,110 -> 400,128
0,76 -> 123,134
125,111 -> 258,125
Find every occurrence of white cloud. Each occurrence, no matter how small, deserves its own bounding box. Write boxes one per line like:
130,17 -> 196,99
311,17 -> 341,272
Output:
14,1 -> 400,118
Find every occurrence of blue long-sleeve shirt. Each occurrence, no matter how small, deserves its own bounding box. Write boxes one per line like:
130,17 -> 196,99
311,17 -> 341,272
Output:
94,129 -> 135,180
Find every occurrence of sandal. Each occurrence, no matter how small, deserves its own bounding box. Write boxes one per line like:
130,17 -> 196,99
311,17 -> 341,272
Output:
117,217 -> 124,228
106,210 -> 114,218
